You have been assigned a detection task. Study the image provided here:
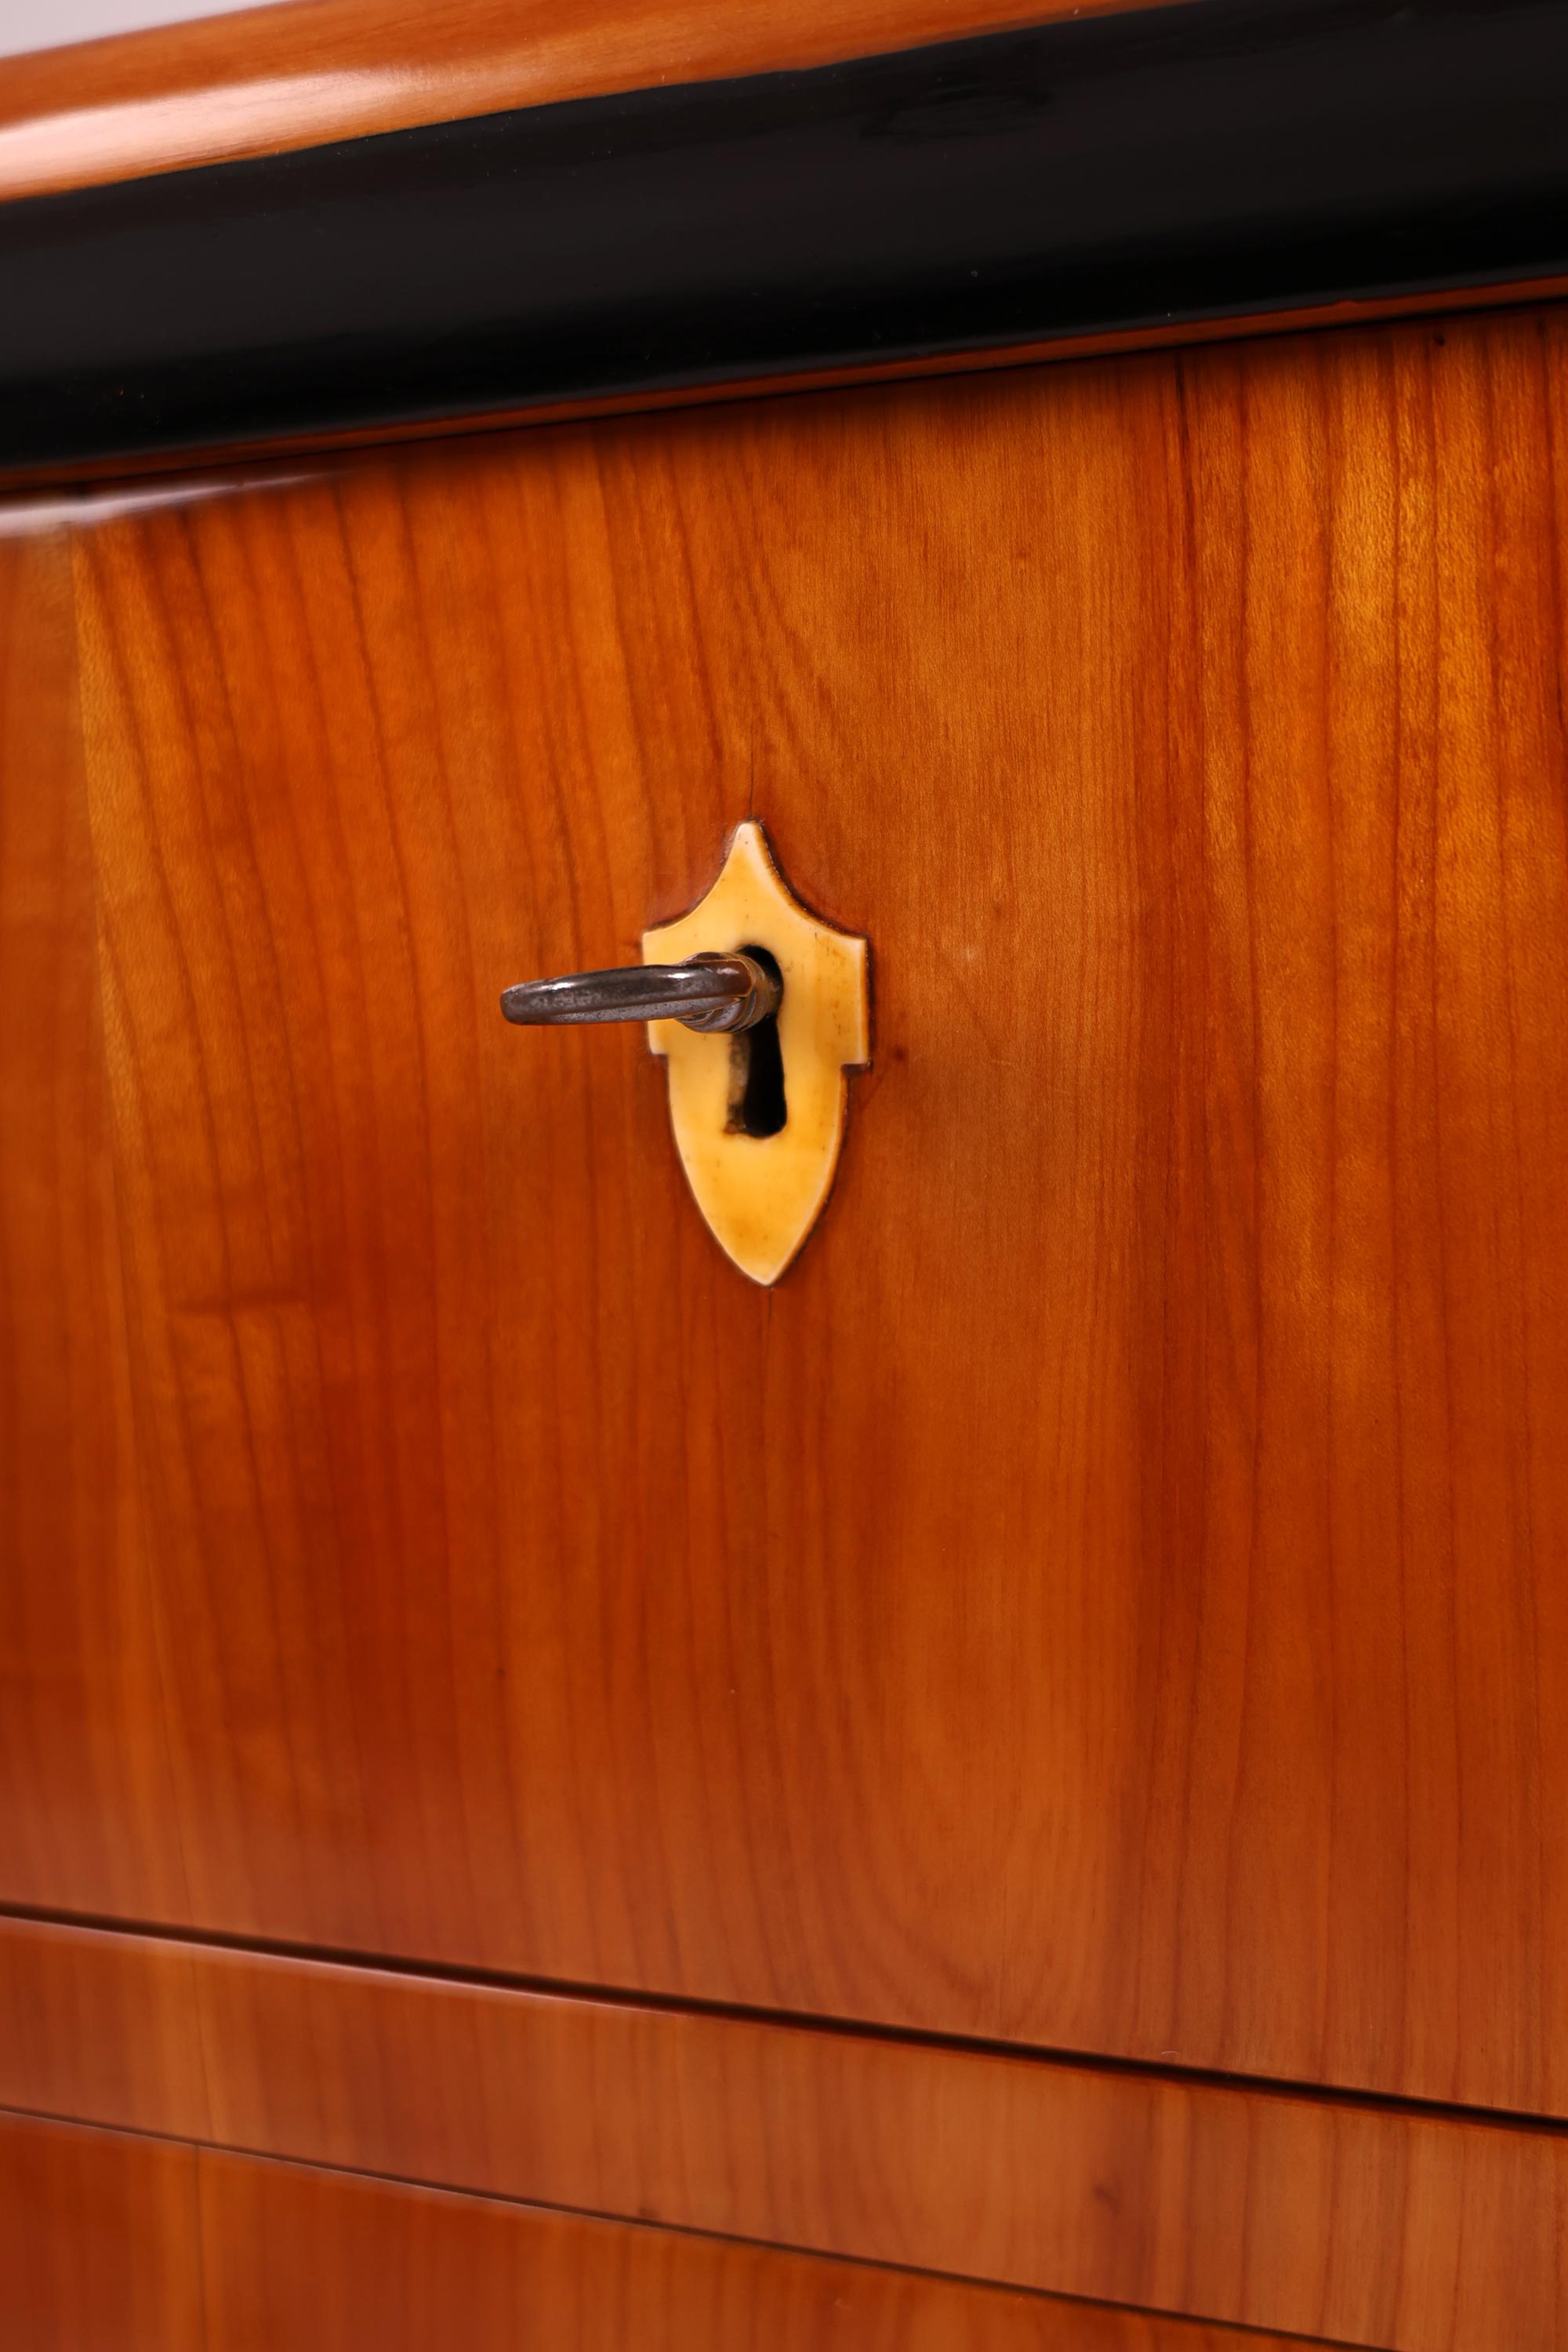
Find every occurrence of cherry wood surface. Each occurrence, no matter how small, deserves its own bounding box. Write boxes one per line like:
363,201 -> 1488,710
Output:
0,525 -> 188,1926
2,1911 -> 1564,2350
0,2111 -> 1341,2352
0,0 -> 1180,204
5,306 -> 1568,2120
0,2117 -> 205,2352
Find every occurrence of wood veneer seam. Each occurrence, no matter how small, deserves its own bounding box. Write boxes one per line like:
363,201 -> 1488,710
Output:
4,1900 -> 1566,2143
0,2102 -> 1361,2351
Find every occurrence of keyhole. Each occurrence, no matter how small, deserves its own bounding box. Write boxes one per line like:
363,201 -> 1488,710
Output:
728,946 -> 786,1137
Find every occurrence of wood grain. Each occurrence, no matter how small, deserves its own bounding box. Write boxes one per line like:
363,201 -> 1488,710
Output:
0,0 -> 1184,204
194,2143 -> 1334,2352
0,2111 -> 1338,2352
0,2114 -> 204,2352
0,530 -> 185,1924
2,1911 -> 1565,2351
8,303 -> 1568,2117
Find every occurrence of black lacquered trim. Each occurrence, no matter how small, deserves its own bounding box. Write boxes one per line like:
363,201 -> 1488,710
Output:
3,0 -> 1568,471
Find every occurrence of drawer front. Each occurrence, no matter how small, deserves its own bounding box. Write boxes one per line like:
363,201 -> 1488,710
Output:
0,1914 -> 1561,2351
0,2112 -> 1336,2352
5,303 -> 1568,2113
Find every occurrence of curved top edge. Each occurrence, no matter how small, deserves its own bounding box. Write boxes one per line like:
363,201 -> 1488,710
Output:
0,0 -> 1178,205
5,0 -> 1568,484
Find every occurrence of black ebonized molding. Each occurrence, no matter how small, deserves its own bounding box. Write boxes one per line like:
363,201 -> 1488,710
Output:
3,0 -> 1568,470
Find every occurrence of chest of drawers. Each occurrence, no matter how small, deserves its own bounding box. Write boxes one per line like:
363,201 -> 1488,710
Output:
4,2 -> 1568,2344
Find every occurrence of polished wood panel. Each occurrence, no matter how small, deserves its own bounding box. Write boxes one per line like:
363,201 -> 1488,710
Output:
0,1918 -> 208,2143
0,2115 -> 204,2352
7,303 -> 1568,2114
196,2146 -> 1334,2352
2,1912 -> 1564,2351
0,531 -> 186,1924
0,0 -> 1176,202
0,2113 -> 1338,2352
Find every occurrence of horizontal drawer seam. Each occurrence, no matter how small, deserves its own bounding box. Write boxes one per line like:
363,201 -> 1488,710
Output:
3,1896 -> 1563,2139
0,2103 -> 1363,2352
